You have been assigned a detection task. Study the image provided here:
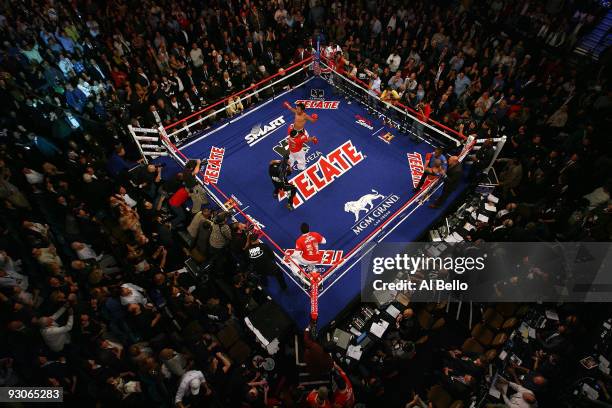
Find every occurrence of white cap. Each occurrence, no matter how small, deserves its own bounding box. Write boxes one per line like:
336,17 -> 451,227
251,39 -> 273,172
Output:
190,378 -> 201,395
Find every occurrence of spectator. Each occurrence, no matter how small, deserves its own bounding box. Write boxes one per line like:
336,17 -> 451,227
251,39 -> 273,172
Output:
39,306 -> 74,353
497,158 -> 523,199
175,369 -> 211,407
454,71 -> 471,98
495,378 -> 538,408
307,386 -> 332,408
386,49 -> 402,73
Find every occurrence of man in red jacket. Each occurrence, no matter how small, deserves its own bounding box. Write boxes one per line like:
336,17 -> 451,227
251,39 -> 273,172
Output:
306,386 -> 332,408
332,363 -> 355,408
413,99 -> 432,139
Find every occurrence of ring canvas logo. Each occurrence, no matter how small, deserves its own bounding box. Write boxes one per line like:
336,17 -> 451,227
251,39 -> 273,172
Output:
229,194 -> 243,206
277,140 -> 365,209
345,190 -> 401,235
272,137 -> 322,166
245,116 -> 286,147
378,132 -> 396,144
310,89 -> 325,99
355,115 -> 374,130
203,146 -> 225,184
294,100 -> 340,109
273,136 -> 311,155
407,152 -> 432,188
245,214 -> 265,230
344,190 -> 384,222
283,249 -> 344,266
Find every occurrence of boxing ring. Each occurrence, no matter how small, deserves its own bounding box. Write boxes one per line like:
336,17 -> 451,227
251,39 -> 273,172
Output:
129,55 -> 494,330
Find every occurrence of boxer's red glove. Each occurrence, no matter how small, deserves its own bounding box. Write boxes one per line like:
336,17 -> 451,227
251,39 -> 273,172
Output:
311,137 -> 319,144
283,101 -> 292,110
311,113 -> 319,120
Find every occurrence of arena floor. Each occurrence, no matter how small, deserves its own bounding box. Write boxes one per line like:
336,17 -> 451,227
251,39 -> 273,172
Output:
158,77 -> 470,329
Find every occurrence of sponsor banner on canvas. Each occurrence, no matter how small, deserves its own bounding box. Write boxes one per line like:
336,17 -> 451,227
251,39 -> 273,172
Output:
294,100 -> 340,109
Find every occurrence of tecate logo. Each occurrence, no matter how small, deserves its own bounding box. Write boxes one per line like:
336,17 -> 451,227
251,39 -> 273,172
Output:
245,116 -> 286,147
407,152 -> 425,188
277,140 -> 365,209
294,100 -> 340,109
203,146 -> 225,185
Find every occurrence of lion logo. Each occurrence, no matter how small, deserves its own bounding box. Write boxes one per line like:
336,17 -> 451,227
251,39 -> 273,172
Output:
344,190 -> 385,222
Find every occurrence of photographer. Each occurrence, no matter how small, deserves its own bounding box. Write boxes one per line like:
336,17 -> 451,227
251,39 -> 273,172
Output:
205,211 -> 232,275
182,159 -> 209,213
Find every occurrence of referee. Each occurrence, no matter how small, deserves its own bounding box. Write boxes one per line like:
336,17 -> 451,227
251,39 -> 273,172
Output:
269,154 -> 297,211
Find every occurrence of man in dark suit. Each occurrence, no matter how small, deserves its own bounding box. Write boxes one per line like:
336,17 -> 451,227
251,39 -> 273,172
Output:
181,68 -> 199,90
293,45 -> 310,62
439,367 -> 477,401
430,156 -> 463,208
263,47 -> 276,69
133,66 -> 150,88
538,325 -> 570,354
199,63 -> 212,84
243,41 -> 259,61
469,138 -> 495,179
87,58 -> 109,81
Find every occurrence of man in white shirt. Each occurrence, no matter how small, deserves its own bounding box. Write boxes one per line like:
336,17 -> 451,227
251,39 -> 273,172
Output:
386,51 -> 401,73
23,168 -> 44,186
39,306 -> 74,352
369,73 -> 381,96
71,241 -> 119,274
175,370 -> 211,407
583,186 -> 610,210
371,17 -> 382,36
274,6 -> 288,24
190,43 -> 204,68
497,379 -> 538,408
71,241 -> 97,260
58,54 -> 75,78
117,186 -> 137,208
120,283 -> 148,305
0,268 -> 29,291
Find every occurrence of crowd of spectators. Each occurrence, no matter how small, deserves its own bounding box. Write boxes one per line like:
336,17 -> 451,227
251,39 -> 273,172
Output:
0,0 -> 611,407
